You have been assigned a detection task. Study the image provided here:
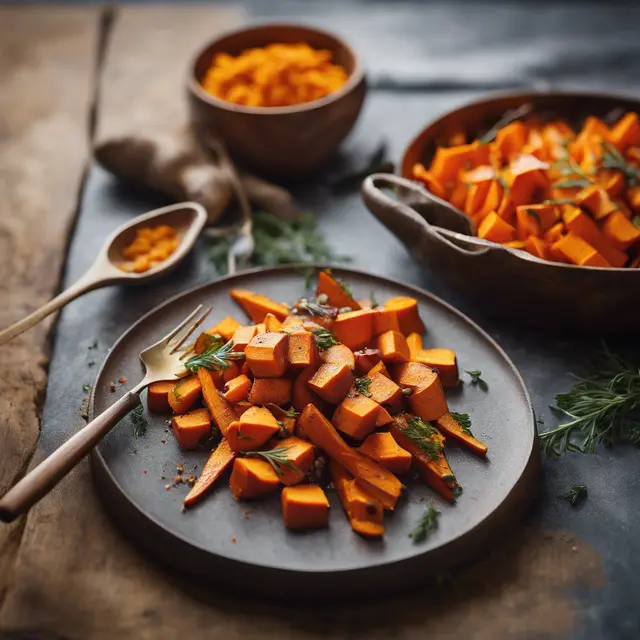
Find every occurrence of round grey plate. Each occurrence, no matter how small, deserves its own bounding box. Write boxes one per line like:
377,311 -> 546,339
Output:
89,265 -> 538,599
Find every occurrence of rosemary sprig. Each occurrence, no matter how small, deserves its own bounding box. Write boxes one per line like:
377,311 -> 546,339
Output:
409,504 -> 440,543
197,332 -> 225,354
539,347 -> 640,457
131,406 -> 148,439
403,417 -> 443,460
525,208 -> 541,225
184,340 -> 244,373
465,369 -> 489,391
354,376 -> 372,397
551,153 -> 592,190
450,411 -> 473,436
562,485 -> 588,506
243,447 -> 301,478
477,103 -> 533,145
312,328 -> 339,350
601,141 -> 640,186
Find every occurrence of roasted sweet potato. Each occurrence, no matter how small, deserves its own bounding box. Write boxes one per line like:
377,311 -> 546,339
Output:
212,316 -> 241,341
377,330 -> 410,363
383,297 -> 424,335
316,270 -> 361,310
368,371 -> 403,412
147,380 -> 175,414
198,368 -> 237,437
393,362 -> 448,421
274,436 -> 315,485
287,330 -> 319,369
247,377 -> 292,406
231,324 -> 258,352
223,374 -> 252,404
353,348 -> 382,376
332,393 -> 380,440
264,312 -> 283,332
358,431 -> 412,474
435,411 -> 488,457
230,289 -> 289,322
281,485 -> 330,530
227,406 -> 281,452
171,407 -> 211,450
292,365 -> 327,414
245,332 -> 289,377
415,348 -> 459,387
333,309 -> 374,351
321,343 -> 355,369
308,363 -> 354,405
168,375 -> 202,415
372,306 -> 401,335
230,458 -> 280,499
184,439 -> 235,507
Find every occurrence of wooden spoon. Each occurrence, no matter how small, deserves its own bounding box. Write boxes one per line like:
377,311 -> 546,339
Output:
0,202 -> 207,346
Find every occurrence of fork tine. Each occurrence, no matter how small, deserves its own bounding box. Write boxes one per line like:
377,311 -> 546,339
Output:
169,306 -> 213,354
163,305 -> 203,345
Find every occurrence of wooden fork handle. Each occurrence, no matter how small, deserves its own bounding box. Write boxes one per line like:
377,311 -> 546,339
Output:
0,388 -> 143,523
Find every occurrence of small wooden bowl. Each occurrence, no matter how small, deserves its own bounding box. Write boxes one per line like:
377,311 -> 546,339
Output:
362,91 -> 640,331
187,23 -> 366,179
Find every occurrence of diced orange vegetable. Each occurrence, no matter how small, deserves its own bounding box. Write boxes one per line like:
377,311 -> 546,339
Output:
389,414 -> 460,503
383,296 -> 425,335
545,221 -> 565,245
321,343 -> 355,369
332,393 -> 381,440
372,306 -> 401,335
524,235 -> 550,260
245,332 -> 289,377
330,459 -> 384,538
576,186 -> 618,220
308,363 -> 354,404
358,432 -> 412,474
234,400 -> 254,417
254,322 -> 266,334
368,371 -> 403,412
212,316 -> 241,341
601,210 -> 640,252
552,233 -> 611,267
464,181 -> 491,217
406,333 -> 422,359
393,362 -> 448,421
353,348 -> 382,376
194,330 -> 222,355
247,377 -> 292,406
198,368 -> 237,438
478,211 -> 516,243
377,330 -> 410,363
435,411 -> 488,457
504,240 -> 526,249
168,375 -> 202,415
223,374 -> 252,404
275,436 -> 315,485
171,407 -> 211,450
629,186 -> 640,212
230,289 -> 289,322
147,380 -> 175,413
375,405 -> 394,427
281,485 -> 329,530
299,404 -> 402,510
473,180 -> 503,225
227,406 -> 281,452
292,365 -> 327,414
288,330 -> 319,369
229,458 -> 280,499
263,312 -> 283,332
231,324 -> 258,352
494,121 -> 528,160
413,163 -> 447,199
515,204 -> 557,239
367,360 -> 392,379
333,309 -> 374,351
316,270 -> 361,310
430,142 -> 488,186
184,439 -> 235,507
413,348 -> 459,387
610,112 -> 640,150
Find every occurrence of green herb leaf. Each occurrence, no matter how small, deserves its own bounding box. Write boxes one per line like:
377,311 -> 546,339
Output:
409,504 -> 440,543
562,485 -> 587,506
478,104 -> 533,145
497,175 -> 510,195
543,198 -> 577,206
354,376 -> 372,397
82,384 -> 91,393
525,208 -> 542,225
131,406 -> 148,439
243,446 -> 301,478
601,141 -> 640,186
184,339 -> 245,374
632,215 -> 640,230
370,291 -> 380,309
450,411 -> 473,436
465,369 -> 489,391
403,417 -> 443,460
312,328 -> 339,350
338,278 -> 354,298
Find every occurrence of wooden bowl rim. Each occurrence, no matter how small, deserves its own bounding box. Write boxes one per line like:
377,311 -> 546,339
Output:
187,22 -> 365,116
399,89 -> 640,274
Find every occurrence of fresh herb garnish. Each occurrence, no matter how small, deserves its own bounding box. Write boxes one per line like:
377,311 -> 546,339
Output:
450,411 -> 473,436
540,347 -> 640,457
562,484 -> 587,506
337,278 -> 354,298
312,328 -> 339,350
281,407 -> 299,418
497,175 -> 510,194
633,215 -> 640,230
243,447 -> 301,478
206,211 -> 350,275
478,104 -> 533,145
354,376 -> 372,397
184,340 -> 244,373
82,384 -> 91,393
370,291 -> 380,309
403,417 -> 443,460
409,504 -> 440,543
525,208 -> 542,225
131,406 -> 148,438
197,332 -> 225,354
329,141 -> 394,192
465,369 -> 489,391
601,141 -> 640,186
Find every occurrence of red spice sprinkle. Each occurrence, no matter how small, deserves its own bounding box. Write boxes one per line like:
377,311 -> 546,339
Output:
142,469 -> 147,474
161,439 -> 167,444
164,484 -> 171,491
109,382 -> 117,392
231,537 -> 237,543
119,377 -> 128,384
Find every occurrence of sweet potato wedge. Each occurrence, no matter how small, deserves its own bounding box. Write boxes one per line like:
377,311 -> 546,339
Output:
435,411 -> 488,457
281,485 -> 330,530
316,270 -> 361,310
230,289 -> 289,322
184,439 -> 235,507
358,431 -> 412,474
198,368 -> 237,438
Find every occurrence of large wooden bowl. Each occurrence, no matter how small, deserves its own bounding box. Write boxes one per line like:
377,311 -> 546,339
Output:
187,23 -> 366,179
362,91 -> 640,331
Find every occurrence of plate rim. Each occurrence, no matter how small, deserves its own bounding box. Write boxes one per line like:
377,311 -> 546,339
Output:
88,263 -> 537,578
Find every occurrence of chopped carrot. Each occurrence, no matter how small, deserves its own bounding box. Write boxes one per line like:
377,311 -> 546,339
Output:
281,485 -> 330,530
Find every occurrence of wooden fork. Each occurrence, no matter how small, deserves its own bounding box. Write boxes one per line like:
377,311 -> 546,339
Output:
0,305 -> 212,523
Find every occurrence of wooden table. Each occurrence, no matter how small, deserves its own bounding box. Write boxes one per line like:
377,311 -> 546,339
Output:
1,4 -> 638,638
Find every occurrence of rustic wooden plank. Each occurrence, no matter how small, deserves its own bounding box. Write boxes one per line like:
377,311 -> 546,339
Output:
0,5 -> 99,608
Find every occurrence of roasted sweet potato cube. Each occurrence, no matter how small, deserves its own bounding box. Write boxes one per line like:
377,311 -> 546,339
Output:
394,363 -> 448,421
264,312 -> 283,332
367,360 -> 391,379
372,307 -> 400,335
353,348 -> 382,376
368,372 -> 403,411
234,401 -> 254,417
375,405 -> 394,427
275,436 -> 315,485
383,296 -> 424,335
406,333 -> 423,360
358,432 -> 412,474
392,361 -> 433,389
377,330 -> 410,363
229,458 -> 280,499
231,325 -> 258,352
167,375 -> 202,414
333,309 -> 374,351
230,289 -> 289,322
308,363 -> 354,404
292,366 -> 327,414
321,343 -> 355,369
248,377 -> 292,406
226,406 -> 280,452
171,407 -> 211,450
222,361 -> 243,383
414,348 -> 459,387
245,332 -> 289,377
223,374 -> 252,404
281,485 -> 329,530
213,316 -> 241,341
147,380 -> 175,413
316,270 -> 361,310
332,394 -> 380,440
288,330 -> 319,369
194,330 -> 223,355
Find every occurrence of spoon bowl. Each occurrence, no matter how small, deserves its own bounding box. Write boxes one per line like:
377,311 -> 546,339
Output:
0,202 -> 207,345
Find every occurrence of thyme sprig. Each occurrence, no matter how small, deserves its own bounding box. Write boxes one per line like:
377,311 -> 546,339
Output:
354,376 -> 372,397
184,340 -> 244,373
409,504 -> 440,543
601,141 -> 640,186
562,485 -> 588,506
403,417 -> 443,460
312,328 -> 339,350
243,447 -> 301,478
539,348 -> 640,457
450,411 -> 473,436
